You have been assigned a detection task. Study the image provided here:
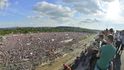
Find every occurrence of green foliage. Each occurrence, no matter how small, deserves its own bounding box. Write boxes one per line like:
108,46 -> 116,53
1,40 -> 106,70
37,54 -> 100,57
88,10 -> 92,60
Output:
0,27 -> 98,36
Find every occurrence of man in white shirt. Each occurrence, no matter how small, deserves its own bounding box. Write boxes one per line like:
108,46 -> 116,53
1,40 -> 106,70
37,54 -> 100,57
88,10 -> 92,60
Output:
98,35 -> 107,48
115,31 -> 122,55
119,31 -> 124,55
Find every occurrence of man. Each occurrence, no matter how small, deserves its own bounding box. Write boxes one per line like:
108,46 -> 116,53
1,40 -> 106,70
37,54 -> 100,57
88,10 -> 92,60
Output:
115,31 -> 121,55
94,35 -> 116,70
119,31 -> 124,55
108,28 -> 114,35
98,35 -> 107,48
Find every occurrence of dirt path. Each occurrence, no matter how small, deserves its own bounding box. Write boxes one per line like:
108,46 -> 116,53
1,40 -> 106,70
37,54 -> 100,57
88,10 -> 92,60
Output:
35,34 -> 96,70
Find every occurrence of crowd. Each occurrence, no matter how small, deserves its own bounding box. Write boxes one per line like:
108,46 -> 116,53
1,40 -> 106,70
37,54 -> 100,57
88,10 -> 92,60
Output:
64,28 -> 124,70
1,28 -> 123,70
0,32 -> 87,70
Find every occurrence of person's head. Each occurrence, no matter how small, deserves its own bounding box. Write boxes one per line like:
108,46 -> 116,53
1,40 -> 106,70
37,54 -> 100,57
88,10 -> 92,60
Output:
104,29 -> 109,36
106,28 -> 108,32
99,34 -> 104,41
109,28 -> 114,34
101,31 -> 105,35
106,35 -> 114,44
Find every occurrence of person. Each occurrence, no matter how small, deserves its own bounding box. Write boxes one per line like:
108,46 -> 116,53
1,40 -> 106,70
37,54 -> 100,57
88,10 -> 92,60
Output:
105,28 -> 109,33
104,29 -> 109,36
119,31 -> 124,55
94,35 -> 116,70
115,31 -> 122,55
108,28 -> 114,35
63,64 -> 71,70
72,56 -> 80,69
98,35 -> 107,48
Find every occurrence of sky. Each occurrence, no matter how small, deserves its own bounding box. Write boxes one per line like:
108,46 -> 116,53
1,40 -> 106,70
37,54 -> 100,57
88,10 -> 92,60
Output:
0,0 -> 124,30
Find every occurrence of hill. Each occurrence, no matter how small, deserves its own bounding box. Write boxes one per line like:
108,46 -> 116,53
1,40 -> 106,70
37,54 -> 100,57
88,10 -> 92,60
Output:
0,26 -> 99,35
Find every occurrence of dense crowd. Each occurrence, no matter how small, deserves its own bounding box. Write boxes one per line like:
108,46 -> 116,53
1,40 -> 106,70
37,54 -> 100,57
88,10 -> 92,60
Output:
0,32 -> 87,70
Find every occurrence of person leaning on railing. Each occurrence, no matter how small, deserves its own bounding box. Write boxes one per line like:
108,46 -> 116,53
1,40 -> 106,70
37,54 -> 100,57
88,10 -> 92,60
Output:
94,35 -> 116,70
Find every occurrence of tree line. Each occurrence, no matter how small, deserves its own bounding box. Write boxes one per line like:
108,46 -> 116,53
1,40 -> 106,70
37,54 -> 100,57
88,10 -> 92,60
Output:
0,27 -> 98,35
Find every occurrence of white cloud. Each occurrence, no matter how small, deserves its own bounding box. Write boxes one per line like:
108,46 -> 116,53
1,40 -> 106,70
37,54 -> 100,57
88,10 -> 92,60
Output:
80,18 -> 100,23
102,0 -> 124,24
102,0 -> 115,2
0,0 -> 8,10
33,1 -> 76,19
29,0 -> 124,29
67,0 -> 124,24
63,0 -> 83,3
63,0 -> 102,14
119,0 -> 124,16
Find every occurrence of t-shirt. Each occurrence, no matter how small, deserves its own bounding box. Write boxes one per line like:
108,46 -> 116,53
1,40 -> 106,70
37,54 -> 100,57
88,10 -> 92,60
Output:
96,44 -> 116,70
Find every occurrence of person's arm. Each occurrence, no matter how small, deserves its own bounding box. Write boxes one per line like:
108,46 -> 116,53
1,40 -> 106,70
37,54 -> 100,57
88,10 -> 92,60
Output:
96,46 -> 103,59
96,50 -> 100,59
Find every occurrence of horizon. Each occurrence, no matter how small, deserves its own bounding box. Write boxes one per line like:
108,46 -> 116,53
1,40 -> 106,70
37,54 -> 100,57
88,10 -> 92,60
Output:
0,0 -> 124,30
0,26 -> 121,31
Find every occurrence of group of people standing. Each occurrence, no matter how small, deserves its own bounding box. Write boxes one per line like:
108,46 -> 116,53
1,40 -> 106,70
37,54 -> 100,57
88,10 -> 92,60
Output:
94,28 -> 124,70
63,28 -> 124,70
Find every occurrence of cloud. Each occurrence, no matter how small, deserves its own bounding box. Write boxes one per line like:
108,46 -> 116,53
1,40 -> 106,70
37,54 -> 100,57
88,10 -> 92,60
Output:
33,1 -> 76,19
80,18 -> 100,23
63,0 -> 83,3
0,0 -> 8,10
29,0 -> 124,29
27,15 -> 43,19
102,0 -> 115,2
63,0 -> 102,14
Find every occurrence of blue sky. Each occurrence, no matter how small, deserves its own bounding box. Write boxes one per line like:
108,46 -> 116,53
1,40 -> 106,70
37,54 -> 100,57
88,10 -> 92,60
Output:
0,0 -> 124,30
